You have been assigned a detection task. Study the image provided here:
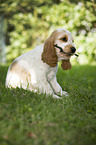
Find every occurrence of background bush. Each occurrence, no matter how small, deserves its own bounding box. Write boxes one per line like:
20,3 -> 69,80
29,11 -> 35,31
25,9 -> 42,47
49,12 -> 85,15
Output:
0,0 -> 96,64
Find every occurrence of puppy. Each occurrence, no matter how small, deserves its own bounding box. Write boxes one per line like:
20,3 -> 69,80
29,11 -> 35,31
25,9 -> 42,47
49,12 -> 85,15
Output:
5,28 -> 77,99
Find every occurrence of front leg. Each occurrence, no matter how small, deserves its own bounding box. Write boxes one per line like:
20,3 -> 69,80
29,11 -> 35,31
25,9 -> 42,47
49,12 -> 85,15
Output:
49,77 -> 69,97
36,77 -> 61,99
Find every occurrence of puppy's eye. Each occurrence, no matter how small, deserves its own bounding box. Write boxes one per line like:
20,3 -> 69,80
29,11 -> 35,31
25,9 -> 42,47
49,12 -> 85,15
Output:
61,37 -> 67,42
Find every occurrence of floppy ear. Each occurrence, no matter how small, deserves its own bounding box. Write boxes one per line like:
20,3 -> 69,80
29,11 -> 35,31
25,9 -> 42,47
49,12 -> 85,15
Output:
61,59 -> 72,70
42,36 -> 58,67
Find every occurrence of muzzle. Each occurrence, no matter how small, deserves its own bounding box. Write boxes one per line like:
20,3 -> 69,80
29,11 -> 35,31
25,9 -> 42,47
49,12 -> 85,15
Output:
54,44 -> 79,57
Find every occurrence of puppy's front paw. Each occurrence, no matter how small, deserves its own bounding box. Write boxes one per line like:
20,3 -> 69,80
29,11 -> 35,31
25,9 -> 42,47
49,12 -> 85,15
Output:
53,94 -> 62,99
62,91 -> 69,97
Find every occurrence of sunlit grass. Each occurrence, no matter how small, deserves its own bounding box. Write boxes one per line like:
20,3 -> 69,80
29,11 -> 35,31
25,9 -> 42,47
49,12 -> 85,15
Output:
0,65 -> 96,145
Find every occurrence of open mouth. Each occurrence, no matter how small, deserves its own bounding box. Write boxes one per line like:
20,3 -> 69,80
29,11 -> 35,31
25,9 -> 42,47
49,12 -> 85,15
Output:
54,44 -> 79,57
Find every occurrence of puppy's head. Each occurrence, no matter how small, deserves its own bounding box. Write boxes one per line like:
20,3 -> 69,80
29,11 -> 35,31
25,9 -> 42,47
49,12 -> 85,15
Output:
42,28 -> 76,70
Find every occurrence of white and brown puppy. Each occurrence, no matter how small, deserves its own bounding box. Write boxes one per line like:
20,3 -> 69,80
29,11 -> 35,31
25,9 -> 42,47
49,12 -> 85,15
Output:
5,28 -> 77,99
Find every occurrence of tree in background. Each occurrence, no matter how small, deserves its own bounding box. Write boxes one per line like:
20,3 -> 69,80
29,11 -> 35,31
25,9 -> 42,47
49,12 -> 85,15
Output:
0,16 -> 6,63
0,0 -> 96,64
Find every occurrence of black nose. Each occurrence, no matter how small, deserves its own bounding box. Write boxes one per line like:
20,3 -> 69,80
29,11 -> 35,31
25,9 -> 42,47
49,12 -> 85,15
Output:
71,47 -> 76,53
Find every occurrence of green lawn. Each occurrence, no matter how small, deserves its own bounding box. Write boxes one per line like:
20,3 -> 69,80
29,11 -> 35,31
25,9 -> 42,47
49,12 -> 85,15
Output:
0,65 -> 96,145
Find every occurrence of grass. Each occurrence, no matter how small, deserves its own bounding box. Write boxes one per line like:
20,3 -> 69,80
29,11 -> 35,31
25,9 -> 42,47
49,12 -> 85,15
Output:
0,64 -> 96,145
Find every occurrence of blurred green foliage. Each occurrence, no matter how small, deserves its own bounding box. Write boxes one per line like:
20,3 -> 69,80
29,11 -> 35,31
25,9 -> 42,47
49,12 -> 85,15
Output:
0,0 -> 96,64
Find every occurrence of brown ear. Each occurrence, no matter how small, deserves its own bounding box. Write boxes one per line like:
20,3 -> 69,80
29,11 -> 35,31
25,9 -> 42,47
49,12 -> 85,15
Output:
61,59 -> 72,70
42,36 -> 57,67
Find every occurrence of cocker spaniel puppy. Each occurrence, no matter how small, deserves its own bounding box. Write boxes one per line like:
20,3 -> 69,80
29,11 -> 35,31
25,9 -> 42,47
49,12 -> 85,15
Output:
5,28 -> 78,99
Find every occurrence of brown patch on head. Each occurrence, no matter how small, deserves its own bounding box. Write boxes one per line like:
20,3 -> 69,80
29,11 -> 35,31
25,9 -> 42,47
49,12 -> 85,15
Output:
42,31 -> 58,67
61,59 -> 72,70
10,60 -> 31,82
